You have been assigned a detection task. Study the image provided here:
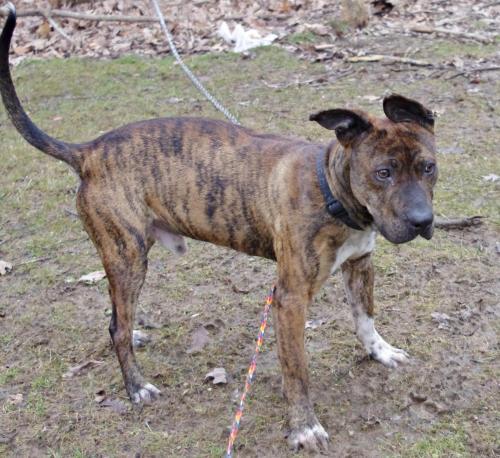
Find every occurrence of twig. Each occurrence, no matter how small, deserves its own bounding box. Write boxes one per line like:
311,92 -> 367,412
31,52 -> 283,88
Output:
0,7 -> 159,23
409,25 -> 493,44
347,54 -> 434,67
446,66 -> 500,80
15,256 -> 53,266
434,216 -> 484,230
45,15 -> 76,47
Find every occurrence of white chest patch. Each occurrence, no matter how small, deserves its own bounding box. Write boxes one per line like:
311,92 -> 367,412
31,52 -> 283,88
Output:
331,229 -> 376,273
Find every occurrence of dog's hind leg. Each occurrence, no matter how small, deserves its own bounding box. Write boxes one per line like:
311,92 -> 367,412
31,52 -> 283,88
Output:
77,191 -> 161,404
342,254 -> 409,368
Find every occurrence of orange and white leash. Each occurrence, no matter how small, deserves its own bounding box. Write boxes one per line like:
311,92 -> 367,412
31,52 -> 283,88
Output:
225,286 -> 275,457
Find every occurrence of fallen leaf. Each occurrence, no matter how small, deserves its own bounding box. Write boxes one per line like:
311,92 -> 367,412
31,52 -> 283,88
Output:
231,283 -> 250,294
0,260 -> 12,276
305,23 -> 331,36
187,326 -> 210,354
305,318 -> 326,329
63,359 -> 103,378
7,393 -> 23,405
431,312 -> 452,330
99,397 -> 129,414
410,392 -> 427,402
482,174 -> 499,183
132,329 -> 151,348
94,390 -> 107,403
78,270 -> 106,284
361,94 -> 380,102
205,367 -> 228,385
423,399 -> 450,414
36,20 -> 51,39
371,0 -> 395,16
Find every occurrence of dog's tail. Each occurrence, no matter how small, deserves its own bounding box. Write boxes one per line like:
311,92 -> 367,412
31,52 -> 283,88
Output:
0,4 -> 82,173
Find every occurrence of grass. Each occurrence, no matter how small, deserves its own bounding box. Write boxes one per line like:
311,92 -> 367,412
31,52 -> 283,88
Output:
0,36 -> 498,457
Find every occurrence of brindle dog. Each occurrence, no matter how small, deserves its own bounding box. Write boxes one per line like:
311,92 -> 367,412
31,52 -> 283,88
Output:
0,5 -> 437,451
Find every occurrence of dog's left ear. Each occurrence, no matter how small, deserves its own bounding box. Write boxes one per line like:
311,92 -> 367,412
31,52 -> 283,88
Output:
383,94 -> 434,130
309,109 -> 372,145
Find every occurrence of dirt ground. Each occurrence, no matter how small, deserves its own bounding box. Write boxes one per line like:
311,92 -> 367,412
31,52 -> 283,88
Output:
0,1 -> 499,457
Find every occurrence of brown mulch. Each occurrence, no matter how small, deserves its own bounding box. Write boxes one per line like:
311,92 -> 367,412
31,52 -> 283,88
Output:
6,0 -> 500,64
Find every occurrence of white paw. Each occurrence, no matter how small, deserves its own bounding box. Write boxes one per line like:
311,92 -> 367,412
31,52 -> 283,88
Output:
368,337 -> 409,368
355,316 -> 409,368
131,383 -> 162,404
288,422 -> 329,452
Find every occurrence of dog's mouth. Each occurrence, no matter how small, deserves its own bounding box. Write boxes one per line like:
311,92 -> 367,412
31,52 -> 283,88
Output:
378,219 -> 434,244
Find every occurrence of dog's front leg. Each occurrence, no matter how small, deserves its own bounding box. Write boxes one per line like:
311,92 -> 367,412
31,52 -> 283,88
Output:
273,285 -> 329,452
342,254 -> 409,368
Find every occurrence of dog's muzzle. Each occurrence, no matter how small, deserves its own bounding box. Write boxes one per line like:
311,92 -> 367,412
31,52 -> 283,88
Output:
406,207 -> 434,240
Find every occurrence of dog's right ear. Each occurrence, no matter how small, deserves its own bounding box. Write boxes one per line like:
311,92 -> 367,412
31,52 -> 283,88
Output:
309,109 -> 372,146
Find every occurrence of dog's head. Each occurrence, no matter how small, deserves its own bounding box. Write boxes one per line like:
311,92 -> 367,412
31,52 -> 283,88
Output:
310,95 -> 437,244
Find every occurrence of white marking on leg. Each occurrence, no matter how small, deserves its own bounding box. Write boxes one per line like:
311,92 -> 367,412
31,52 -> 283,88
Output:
131,383 -> 162,404
355,311 -> 409,368
289,423 -> 329,451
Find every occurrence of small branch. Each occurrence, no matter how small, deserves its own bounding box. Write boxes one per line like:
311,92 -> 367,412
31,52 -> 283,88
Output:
0,7 -> 159,23
434,216 -> 484,230
347,54 -> 434,67
409,25 -> 493,44
15,256 -> 53,267
45,15 -> 76,47
446,66 -> 500,80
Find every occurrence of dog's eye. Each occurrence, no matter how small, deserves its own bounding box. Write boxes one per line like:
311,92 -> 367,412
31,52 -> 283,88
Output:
376,169 -> 391,180
424,163 -> 436,175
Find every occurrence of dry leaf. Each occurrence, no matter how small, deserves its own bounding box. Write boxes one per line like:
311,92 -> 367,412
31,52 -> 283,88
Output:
305,318 -> 326,329
0,261 -> 12,276
98,397 -> 129,414
305,23 -> 331,36
78,270 -> 106,284
63,359 -> 103,378
94,389 -> 107,403
132,329 -> 151,348
187,326 -> 210,354
482,174 -> 499,183
7,393 -> 23,405
36,21 -> 51,39
205,367 -> 228,385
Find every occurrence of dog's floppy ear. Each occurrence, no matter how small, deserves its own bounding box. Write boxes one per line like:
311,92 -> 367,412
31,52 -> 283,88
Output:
383,94 -> 434,130
309,109 -> 372,145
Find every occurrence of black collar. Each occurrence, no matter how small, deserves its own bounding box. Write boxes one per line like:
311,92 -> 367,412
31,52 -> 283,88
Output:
316,148 -> 363,231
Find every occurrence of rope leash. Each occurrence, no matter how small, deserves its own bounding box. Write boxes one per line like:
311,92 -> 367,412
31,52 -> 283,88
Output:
149,0 -> 241,125
225,286 -> 275,458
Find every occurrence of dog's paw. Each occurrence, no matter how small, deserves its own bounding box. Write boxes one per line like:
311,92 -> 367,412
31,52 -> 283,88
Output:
130,383 -> 162,404
369,337 -> 409,368
287,421 -> 329,452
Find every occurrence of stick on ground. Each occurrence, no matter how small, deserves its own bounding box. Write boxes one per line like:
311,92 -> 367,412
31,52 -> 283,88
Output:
434,216 -> 484,230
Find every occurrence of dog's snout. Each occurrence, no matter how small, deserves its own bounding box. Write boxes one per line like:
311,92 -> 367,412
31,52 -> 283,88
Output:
407,207 -> 433,231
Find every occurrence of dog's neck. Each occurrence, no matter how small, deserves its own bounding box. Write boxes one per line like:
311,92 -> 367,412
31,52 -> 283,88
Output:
325,142 -> 373,228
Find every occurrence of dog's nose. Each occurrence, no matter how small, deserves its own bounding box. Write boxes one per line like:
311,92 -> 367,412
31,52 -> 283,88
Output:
407,207 -> 433,231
